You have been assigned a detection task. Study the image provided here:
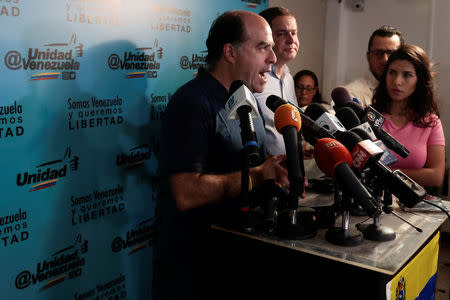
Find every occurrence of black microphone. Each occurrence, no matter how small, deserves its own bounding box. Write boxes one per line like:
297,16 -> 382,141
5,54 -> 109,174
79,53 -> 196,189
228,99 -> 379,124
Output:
335,107 -> 360,130
225,80 -> 260,165
338,132 -> 426,208
335,107 -> 377,140
304,103 -> 347,136
266,95 -> 334,145
331,86 -> 354,111
342,102 -> 385,129
335,107 -> 398,166
343,102 -> 410,158
273,104 -> 304,207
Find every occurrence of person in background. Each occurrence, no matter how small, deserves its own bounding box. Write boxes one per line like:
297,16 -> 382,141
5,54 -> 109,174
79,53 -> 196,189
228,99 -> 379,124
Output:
345,25 -> 404,107
372,44 -> 445,188
254,6 -> 300,156
154,10 -> 289,300
293,69 -> 326,177
293,69 -> 324,110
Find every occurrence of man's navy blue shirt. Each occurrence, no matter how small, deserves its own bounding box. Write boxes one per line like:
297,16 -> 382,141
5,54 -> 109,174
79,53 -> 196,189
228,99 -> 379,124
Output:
163,68 -> 267,176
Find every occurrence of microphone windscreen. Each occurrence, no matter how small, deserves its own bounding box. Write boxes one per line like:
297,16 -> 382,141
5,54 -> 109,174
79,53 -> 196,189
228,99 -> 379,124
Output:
229,80 -> 250,96
313,138 -> 353,178
352,127 -> 373,141
304,103 -> 328,121
266,95 -> 287,113
274,104 -> 302,133
335,107 -> 361,130
343,101 -> 365,121
336,131 -> 362,152
331,86 -> 353,107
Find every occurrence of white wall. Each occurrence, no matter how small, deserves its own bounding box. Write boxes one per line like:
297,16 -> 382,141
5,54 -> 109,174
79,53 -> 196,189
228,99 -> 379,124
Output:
432,0 -> 450,177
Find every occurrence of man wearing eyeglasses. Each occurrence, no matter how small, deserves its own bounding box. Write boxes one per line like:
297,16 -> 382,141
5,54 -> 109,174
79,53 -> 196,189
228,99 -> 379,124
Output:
345,25 -> 404,107
254,7 -> 300,156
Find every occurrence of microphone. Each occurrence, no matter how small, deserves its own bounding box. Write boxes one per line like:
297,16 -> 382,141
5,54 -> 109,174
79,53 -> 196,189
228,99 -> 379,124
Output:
343,102 -> 385,129
313,138 -> 378,217
336,131 -> 384,172
273,104 -> 304,207
335,107 -> 397,166
343,102 -> 410,158
334,106 -> 360,129
304,104 -> 346,136
331,86 -> 353,111
337,132 -> 426,208
225,80 -> 260,164
266,95 -> 334,145
373,140 -> 398,166
335,107 -> 377,139
335,106 -> 377,141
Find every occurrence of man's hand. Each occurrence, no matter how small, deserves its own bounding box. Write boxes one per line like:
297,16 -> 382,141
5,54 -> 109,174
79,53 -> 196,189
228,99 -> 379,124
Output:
251,154 -> 289,188
302,141 -> 314,159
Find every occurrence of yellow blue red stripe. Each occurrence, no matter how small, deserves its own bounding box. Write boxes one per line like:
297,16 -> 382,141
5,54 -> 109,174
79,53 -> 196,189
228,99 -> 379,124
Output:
29,179 -> 57,192
30,72 -> 60,81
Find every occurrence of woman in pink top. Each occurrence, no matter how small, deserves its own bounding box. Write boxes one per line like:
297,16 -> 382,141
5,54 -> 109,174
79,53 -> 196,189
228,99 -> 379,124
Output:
372,44 -> 445,187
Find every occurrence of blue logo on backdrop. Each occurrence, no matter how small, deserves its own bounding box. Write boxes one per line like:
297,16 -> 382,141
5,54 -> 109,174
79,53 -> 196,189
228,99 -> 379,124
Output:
116,144 -> 152,169
179,50 -> 207,76
111,218 -> 155,255
107,42 -> 162,79
14,234 -> 88,291
4,33 -> 82,81
16,147 -> 79,192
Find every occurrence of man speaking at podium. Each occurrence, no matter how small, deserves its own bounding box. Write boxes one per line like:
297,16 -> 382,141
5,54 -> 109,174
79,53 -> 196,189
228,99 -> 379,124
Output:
155,10 -> 289,300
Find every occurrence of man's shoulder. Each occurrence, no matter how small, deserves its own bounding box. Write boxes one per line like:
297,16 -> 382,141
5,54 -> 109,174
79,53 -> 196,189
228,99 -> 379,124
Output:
345,77 -> 367,89
345,73 -> 377,90
170,74 -> 212,105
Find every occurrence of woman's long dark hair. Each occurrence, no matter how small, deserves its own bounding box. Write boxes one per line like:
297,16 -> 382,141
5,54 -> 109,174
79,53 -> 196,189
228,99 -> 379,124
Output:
372,44 -> 439,127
